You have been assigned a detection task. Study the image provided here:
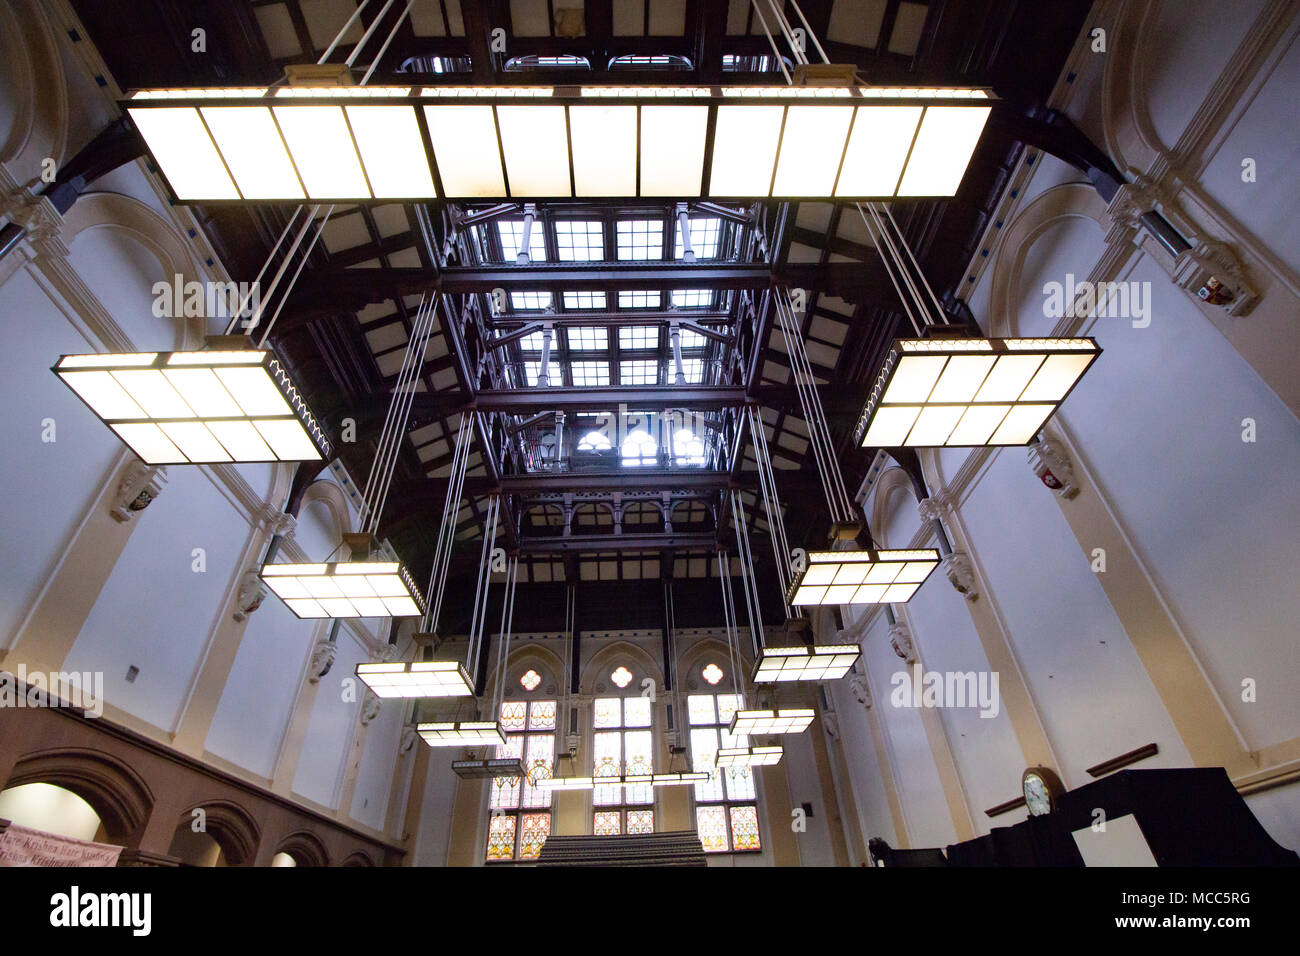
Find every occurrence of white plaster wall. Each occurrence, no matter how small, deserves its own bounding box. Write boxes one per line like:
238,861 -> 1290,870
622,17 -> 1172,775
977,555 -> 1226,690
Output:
0,268 -> 121,647
349,691 -> 403,830
64,468 -> 250,731
826,678 -> 900,847
782,729 -> 837,865
291,628 -> 369,808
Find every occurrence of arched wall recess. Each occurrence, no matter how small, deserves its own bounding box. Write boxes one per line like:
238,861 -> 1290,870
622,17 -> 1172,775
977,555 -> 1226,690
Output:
5,747 -> 154,842
579,640 -> 664,696
179,799 -> 261,865
484,643 -> 565,702
0,0 -> 69,175
272,829 -> 329,867
62,191 -> 205,349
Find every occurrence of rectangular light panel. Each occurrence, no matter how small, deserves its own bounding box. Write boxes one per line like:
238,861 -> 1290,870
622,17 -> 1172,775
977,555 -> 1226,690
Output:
451,758 -> 526,779
856,337 -> 1101,448
417,722 -> 507,748
262,560 -> 426,619
54,347 -> 330,464
753,644 -> 863,683
356,660 -> 473,698
715,746 -> 784,768
126,86 -> 994,201
787,549 -> 940,608
728,709 -> 816,735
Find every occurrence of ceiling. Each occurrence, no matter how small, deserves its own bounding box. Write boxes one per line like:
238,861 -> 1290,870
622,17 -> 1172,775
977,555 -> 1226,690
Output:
70,0 -> 1095,635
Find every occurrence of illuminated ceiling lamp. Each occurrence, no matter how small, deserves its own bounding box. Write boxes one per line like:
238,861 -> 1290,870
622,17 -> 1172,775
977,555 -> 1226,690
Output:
418,721 -> 507,748
752,644 -> 861,683
122,84 -> 991,203
262,532 -> 426,619
728,708 -> 816,735
786,548 -> 941,608
715,746 -> 784,768
855,335 -> 1102,447
851,204 -> 1101,448
356,659 -> 474,698
537,772 -> 711,791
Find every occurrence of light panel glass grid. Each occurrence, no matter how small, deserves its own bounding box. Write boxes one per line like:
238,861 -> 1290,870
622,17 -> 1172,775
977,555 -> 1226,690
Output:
519,331 -> 548,351
679,359 -> 705,384
53,348 -> 330,464
356,660 -> 473,698
715,746 -> 784,768
496,219 -> 548,262
675,217 -> 722,259
618,290 -> 661,309
261,560 -> 426,619
619,360 -> 659,385
554,220 -> 604,260
562,291 -> 607,310
126,88 -> 993,202
418,721 -> 506,747
619,326 -> 659,350
570,361 -> 610,386
671,289 -> 714,308
566,326 -> 608,350
452,758 -> 526,778
752,645 -> 862,683
786,549 -> 941,607
856,337 -> 1101,448
616,220 -> 664,260
728,709 -> 815,735
510,291 -> 553,310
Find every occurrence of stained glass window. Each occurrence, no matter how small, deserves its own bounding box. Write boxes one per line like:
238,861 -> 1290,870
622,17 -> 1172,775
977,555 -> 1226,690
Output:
486,699 -> 556,861
591,696 -> 656,835
687,693 -> 762,852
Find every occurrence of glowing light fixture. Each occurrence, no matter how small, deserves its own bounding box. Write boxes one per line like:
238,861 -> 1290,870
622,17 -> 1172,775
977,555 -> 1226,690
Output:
261,556 -> 425,620
753,645 -> 861,683
787,549 -> 940,607
537,772 -> 710,791
125,85 -> 992,201
52,340 -> 330,465
355,660 -> 473,698
728,709 -> 816,736
856,337 -> 1101,448
715,746 -> 784,768
417,721 -> 507,748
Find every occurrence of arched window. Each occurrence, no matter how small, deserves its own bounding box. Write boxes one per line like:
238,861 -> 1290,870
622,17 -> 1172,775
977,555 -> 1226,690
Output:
621,430 -> 657,467
673,428 -> 706,466
487,700 -> 557,862
593,693 -> 655,836
578,430 -> 612,451
687,693 -> 762,853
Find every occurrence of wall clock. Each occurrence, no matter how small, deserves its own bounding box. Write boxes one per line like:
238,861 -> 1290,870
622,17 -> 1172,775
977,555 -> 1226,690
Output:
1022,766 -> 1066,816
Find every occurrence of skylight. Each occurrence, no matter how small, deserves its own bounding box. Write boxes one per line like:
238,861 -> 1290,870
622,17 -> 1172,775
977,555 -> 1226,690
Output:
563,291 -> 607,309
497,220 -> 547,263
619,290 -> 661,309
673,428 -> 707,465
567,327 -> 608,350
679,328 -> 707,349
621,430 -> 658,467
616,220 -> 664,260
671,289 -> 713,308
571,361 -> 610,386
555,220 -> 604,261
680,358 -> 705,384
578,430 -> 612,451
619,326 -> 659,350
620,360 -> 659,385
675,217 -> 722,259
519,331 -> 547,351
523,361 -> 563,386
511,291 -> 552,310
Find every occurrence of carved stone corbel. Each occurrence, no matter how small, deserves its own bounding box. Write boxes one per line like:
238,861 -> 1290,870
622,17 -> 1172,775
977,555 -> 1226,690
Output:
1171,239 -> 1258,316
231,569 -> 267,622
848,673 -> 872,710
888,622 -> 916,664
110,461 -> 167,522
399,723 -> 419,756
941,551 -> 980,602
360,689 -> 381,725
1028,437 -> 1080,499
307,639 -> 336,683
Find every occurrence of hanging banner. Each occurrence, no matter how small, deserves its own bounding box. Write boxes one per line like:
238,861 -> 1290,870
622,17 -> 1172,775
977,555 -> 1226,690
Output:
0,824 -> 123,867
